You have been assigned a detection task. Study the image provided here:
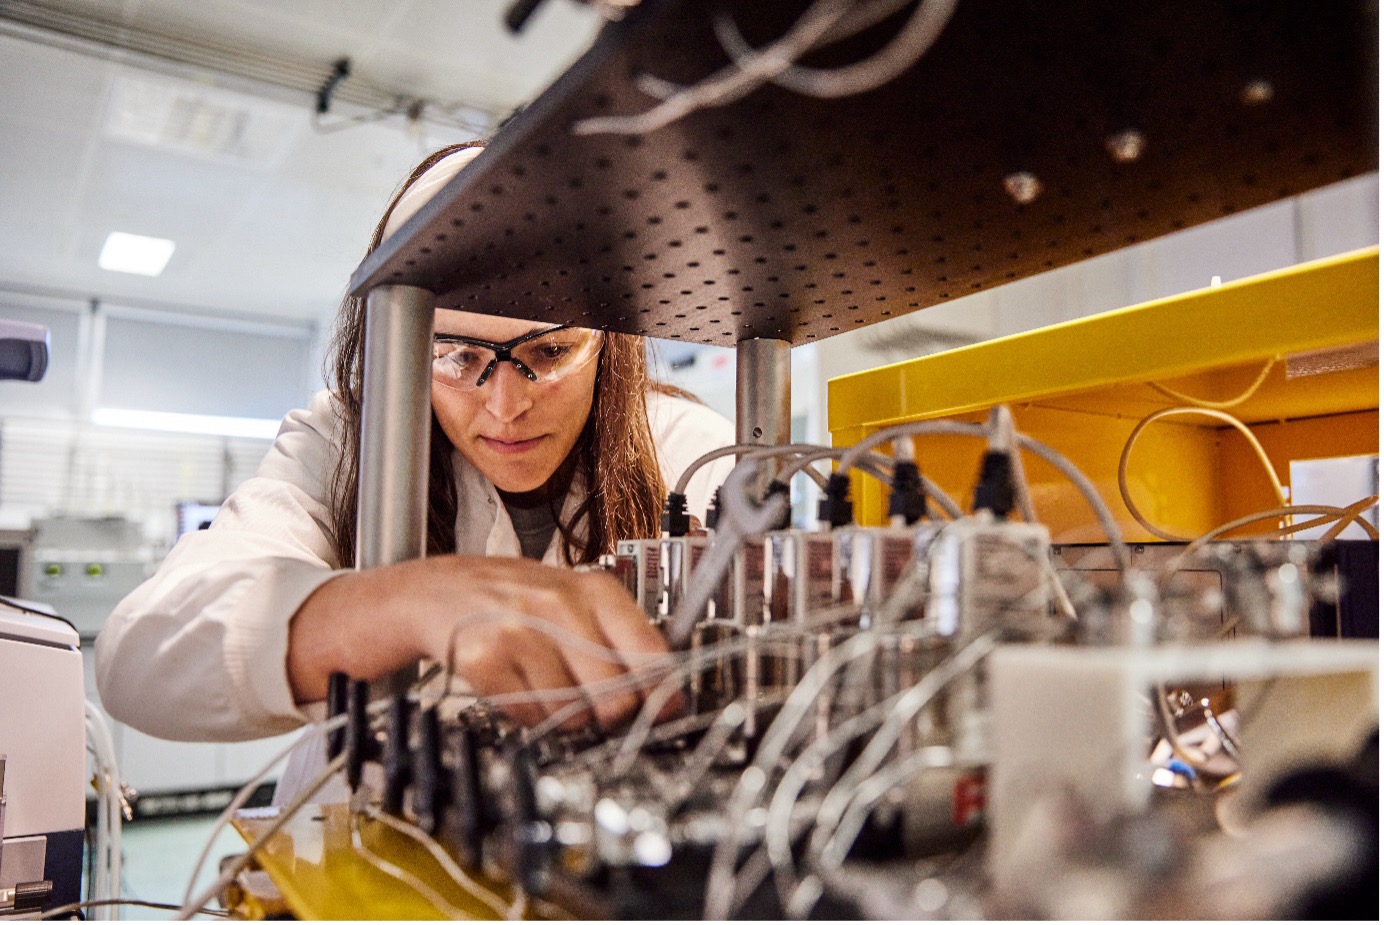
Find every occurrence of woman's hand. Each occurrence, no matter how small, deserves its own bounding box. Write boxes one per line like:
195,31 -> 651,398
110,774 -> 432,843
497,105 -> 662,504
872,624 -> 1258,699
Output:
288,556 -> 671,730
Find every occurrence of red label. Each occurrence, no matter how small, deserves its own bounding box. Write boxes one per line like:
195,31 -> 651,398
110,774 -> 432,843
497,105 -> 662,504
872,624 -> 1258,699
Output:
952,771 -> 986,827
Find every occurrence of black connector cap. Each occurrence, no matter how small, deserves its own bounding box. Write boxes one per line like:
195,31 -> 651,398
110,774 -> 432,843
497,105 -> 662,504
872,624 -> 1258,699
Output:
888,461 -> 929,525
510,746 -> 553,896
704,488 -> 721,531
818,473 -> 854,528
662,491 -> 691,537
765,479 -> 792,530
345,679 -> 374,791
382,694 -> 412,816
972,451 -> 1015,518
326,671 -> 349,761
412,706 -> 445,834
13,880 -> 52,912
449,725 -> 485,870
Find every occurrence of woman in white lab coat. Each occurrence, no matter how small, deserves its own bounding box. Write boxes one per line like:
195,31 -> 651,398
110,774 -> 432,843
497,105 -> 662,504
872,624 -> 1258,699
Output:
95,143 -> 733,744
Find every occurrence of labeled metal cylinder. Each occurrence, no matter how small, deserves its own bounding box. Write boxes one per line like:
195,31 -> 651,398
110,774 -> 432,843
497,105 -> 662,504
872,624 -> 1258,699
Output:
357,283 -> 436,695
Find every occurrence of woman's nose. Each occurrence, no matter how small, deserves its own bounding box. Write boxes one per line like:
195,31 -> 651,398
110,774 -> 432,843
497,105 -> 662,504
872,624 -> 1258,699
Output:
482,362 -> 534,421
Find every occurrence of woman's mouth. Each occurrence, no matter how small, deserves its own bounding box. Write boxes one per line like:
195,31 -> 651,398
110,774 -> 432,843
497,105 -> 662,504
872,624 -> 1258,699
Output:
480,435 -> 546,455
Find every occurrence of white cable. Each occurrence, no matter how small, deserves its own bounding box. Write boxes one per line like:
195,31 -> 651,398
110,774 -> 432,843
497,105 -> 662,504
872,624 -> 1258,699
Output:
704,631 -> 885,919
83,702 -> 122,919
716,0 -> 960,99
761,687 -> 917,908
175,754 -> 347,920
1118,406 -> 1289,543
807,632 -> 999,865
181,717 -> 343,906
673,442 -> 831,495
348,810 -> 474,920
572,0 -> 852,136
837,416 -> 1131,570
364,806 -> 515,919
797,744 -> 957,916
82,728 -> 107,915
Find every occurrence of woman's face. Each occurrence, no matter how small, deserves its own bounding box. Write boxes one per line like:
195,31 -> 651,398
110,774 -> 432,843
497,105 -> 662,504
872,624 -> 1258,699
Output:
430,309 -> 600,493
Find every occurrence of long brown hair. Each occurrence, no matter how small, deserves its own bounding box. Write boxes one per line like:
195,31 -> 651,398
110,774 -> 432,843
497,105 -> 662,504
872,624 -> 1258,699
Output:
325,142 -> 674,567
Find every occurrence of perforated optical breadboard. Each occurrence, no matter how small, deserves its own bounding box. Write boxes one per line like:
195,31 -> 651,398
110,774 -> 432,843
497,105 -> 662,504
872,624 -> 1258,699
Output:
349,0 -> 1376,347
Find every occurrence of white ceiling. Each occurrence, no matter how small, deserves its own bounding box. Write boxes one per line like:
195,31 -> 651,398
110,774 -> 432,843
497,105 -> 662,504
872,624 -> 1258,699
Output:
0,0 -> 604,327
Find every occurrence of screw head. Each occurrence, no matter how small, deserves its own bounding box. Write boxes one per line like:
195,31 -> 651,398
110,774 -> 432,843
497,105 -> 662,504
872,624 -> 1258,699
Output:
1241,79 -> 1275,105
1003,171 -> 1042,204
1106,129 -> 1147,163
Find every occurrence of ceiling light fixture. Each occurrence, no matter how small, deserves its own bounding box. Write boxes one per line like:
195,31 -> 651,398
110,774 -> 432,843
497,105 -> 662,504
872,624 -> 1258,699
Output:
98,232 -> 176,276
92,407 -> 281,439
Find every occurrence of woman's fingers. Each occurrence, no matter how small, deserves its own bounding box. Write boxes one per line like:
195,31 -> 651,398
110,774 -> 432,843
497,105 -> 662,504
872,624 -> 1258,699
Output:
421,556 -> 680,731
506,626 -> 597,730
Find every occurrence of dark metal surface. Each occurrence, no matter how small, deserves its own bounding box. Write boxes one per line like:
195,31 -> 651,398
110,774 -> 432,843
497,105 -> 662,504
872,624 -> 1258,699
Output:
349,0 -> 1377,347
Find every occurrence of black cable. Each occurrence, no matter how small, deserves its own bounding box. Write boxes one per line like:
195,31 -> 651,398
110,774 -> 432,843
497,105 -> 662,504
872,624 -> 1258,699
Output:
0,594 -> 80,637
504,0 -> 549,33
315,57 -> 350,115
40,897 -> 229,920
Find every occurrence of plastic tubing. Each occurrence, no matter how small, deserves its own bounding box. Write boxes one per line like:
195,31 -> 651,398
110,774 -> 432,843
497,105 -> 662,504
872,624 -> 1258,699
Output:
703,631 -> 885,920
673,442 -> 831,495
1159,498 -> 1380,585
84,702 -> 121,918
176,753 -> 347,920
838,418 -> 1131,571
806,633 -> 999,866
1118,406 -> 1288,543
777,446 -> 966,520
1146,357 -> 1278,410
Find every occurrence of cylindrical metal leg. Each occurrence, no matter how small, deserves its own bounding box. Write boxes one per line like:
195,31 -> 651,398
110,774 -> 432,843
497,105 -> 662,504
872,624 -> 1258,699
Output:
358,284 -> 436,696
736,338 -> 791,500
735,338 -> 791,447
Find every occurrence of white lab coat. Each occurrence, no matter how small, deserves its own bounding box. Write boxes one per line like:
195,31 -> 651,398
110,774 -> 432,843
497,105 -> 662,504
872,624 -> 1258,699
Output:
94,388 -> 734,744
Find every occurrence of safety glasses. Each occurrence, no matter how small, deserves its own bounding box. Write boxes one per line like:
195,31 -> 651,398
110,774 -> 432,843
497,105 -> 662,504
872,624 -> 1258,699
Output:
431,323 -> 603,391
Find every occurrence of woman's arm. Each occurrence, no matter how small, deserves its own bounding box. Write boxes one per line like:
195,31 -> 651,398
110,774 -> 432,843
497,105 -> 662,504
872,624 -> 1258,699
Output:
288,555 -> 671,729
96,393 -> 347,742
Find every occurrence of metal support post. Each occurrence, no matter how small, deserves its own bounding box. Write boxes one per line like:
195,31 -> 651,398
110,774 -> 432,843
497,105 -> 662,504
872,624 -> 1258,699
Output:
357,284 -> 436,696
736,338 -> 791,495
735,338 -> 792,446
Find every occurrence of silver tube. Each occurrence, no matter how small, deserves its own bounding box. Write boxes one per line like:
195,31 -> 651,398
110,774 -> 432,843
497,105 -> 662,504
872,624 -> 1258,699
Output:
357,285 -> 436,696
735,338 -> 791,447
736,338 -> 791,498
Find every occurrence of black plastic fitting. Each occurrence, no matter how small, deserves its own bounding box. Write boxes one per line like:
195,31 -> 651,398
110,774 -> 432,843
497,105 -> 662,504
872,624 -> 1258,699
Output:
818,472 -> 855,528
888,460 -> 929,525
971,451 -> 1015,518
765,479 -> 792,530
510,746 -> 553,896
345,679 -> 374,791
326,671 -> 349,761
704,488 -> 721,531
381,694 -> 412,816
449,726 -> 485,870
662,491 -> 691,537
412,706 -> 445,834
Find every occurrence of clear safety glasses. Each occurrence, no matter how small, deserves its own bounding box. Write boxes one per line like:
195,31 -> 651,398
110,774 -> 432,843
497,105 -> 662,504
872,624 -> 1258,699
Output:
431,323 -> 603,391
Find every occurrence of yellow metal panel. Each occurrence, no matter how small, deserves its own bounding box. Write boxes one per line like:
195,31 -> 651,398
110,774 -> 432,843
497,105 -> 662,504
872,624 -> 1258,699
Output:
232,805 -> 529,921
1217,411 -> 1381,532
828,247 -> 1379,537
829,247 -> 1378,432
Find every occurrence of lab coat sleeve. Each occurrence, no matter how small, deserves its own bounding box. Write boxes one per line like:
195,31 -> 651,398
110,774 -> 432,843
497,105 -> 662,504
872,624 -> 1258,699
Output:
95,391 -> 350,742
647,390 -> 737,521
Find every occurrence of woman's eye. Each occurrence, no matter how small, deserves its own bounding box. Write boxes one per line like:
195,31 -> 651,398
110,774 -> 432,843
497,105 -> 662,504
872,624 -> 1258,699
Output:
538,343 -> 573,360
436,347 -> 483,367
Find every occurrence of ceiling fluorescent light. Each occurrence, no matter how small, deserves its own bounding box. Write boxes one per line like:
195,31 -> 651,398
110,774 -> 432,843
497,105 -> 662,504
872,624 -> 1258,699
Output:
99,232 -> 176,276
105,74 -> 299,166
93,408 -> 281,440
